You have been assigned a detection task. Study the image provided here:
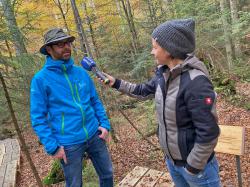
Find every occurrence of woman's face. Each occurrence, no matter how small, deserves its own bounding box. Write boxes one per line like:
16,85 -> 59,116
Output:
151,38 -> 171,66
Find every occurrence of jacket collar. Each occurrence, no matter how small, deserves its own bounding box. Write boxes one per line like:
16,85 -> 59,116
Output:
44,56 -> 74,72
156,65 -> 168,75
169,54 -> 209,80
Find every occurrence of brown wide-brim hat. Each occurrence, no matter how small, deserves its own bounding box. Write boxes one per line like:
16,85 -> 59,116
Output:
40,28 -> 75,55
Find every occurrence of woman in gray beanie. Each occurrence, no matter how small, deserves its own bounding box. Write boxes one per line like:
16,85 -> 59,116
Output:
90,18 -> 221,187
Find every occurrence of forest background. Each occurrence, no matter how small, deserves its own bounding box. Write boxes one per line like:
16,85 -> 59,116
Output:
0,0 -> 249,186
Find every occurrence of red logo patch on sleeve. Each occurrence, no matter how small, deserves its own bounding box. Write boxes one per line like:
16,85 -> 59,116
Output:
205,97 -> 213,105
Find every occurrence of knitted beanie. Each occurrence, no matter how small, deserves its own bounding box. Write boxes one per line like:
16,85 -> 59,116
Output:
152,18 -> 195,59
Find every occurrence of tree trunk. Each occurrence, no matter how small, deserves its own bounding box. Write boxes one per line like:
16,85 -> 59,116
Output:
229,0 -> 242,58
120,0 -> 139,54
5,40 -> 13,60
220,0 -> 234,70
70,0 -> 92,58
162,0 -> 174,17
89,0 -> 96,9
115,0 -> 127,34
82,2 -> 100,58
115,0 -> 123,17
0,71 -> 43,187
146,0 -> 157,28
126,0 -> 139,47
113,30 -> 122,50
53,0 -> 78,58
54,0 -> 70,32
1,0 -> 27,55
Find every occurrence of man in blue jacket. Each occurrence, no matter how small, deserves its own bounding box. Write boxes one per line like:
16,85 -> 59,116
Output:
30,28 -> 113,187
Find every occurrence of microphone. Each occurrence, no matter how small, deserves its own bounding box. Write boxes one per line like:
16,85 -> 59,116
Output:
81,57 -> 110,84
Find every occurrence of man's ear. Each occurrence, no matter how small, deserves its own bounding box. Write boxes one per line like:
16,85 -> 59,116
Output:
45,46 -> 52,55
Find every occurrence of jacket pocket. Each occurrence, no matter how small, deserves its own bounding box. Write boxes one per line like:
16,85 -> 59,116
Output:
178,130 -> 188,159
186,129 -> 195,154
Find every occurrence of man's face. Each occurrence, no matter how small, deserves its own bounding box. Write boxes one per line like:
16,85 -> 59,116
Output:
151,38 -> 171,65
46,39 -> 72,61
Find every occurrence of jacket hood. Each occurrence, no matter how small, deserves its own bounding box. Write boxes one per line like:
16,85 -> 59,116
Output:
44,56 -> 74,72
184,54 -> 209,77
170,54 -> 209,79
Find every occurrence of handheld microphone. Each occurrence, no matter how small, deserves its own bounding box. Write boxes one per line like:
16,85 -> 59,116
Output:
81,57 -> 110,84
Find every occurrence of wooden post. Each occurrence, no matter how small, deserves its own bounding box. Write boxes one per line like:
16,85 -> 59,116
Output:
236,155 -> 242,187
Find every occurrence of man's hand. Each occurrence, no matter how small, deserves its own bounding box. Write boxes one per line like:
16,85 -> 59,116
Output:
98,126 -> 109,141
52,146 -> 67,164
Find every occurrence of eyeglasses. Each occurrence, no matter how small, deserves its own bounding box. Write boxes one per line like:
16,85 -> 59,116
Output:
50,41 -> 72,48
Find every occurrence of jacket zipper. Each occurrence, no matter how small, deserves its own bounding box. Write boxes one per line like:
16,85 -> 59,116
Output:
162,72 -> 174,161
75,83 -> 81,102
74,83 -> 88,137
61,112 -> 65,135
62,65 -> 88,139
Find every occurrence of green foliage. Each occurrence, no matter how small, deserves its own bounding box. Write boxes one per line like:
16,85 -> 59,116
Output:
232,11 -> 250,37
43,160 -> 64,185
0,54 -> 44,129
212,69 -> 250,110
232,61 -> 250,82
0,128 -> 14,140
244,102 -> 250,110
119,99 -> 137,110
225,94 -> 250,111
144,100 -> 157,133
0,91 -> 8,126
43,159 -> 99,186
213,73 -> 236,96
82,161 -> 99,187
130,48 -> 155,80
110,115 -> 124,129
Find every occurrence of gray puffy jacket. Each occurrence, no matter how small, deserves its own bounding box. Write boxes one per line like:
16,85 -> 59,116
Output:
112,54 -> 220,174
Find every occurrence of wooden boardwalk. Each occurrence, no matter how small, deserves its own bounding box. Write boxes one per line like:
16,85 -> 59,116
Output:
117,125 -> 245,187
117,166 -> 174,187
0,139 -> 20,187
0,125 -> 242,186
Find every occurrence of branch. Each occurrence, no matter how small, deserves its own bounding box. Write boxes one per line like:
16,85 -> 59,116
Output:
118,107 -> 160,150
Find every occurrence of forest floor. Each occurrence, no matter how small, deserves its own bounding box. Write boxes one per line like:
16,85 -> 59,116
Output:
16,83 -> 250,187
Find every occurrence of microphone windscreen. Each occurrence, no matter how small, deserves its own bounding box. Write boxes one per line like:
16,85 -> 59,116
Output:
81,57 -> 96,71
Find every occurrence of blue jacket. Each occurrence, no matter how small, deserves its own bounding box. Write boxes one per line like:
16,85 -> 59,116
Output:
30,56 -> 110,155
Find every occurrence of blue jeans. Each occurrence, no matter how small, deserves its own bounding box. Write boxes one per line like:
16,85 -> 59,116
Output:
166,156 -> 221,187
61,132 -> 113,187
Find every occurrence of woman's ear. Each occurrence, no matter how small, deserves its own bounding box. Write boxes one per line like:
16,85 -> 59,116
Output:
164,50 -> 173,59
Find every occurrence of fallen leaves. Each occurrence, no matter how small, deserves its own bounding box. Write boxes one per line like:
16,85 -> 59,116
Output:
17,86 -> 250,187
